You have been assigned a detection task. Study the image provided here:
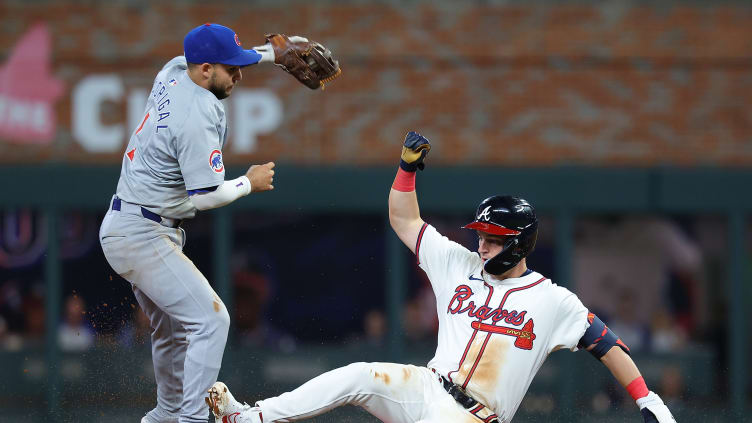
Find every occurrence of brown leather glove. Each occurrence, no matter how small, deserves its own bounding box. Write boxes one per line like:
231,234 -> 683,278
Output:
265,34 -> 341,89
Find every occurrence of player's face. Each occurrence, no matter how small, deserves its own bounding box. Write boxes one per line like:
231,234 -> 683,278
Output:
476,231 -> 507,262
208,64 -> 243,100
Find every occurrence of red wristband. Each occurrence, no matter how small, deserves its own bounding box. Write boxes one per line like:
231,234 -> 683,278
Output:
392,167 -> 416,192
626,376 -> 649,400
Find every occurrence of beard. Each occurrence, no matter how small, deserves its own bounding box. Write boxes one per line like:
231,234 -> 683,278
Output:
208,74 -> 231,100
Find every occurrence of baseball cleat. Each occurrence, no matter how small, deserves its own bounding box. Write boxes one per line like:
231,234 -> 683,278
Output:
205,382 -> 258,423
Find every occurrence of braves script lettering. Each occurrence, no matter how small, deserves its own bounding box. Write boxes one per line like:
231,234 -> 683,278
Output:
447,285 -> 526,326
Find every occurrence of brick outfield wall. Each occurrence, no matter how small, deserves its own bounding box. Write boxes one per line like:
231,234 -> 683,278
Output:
0,2 -> 751,166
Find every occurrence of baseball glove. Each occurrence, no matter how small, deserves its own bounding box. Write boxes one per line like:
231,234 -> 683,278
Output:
265,34 -> 341,90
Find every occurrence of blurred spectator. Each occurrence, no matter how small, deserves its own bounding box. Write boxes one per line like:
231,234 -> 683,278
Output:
343,309 -> 386,348
0,280 -> 26,333
24,291 -> 45,346
362,309 -> 386,347
650,310 -> 687,353
0,279 -> 26,350
403,242 -> 440,344
233,268 -> 296,353
659,365 -> 687,414
606,287 -> 651,352
574,216 -> 703,343
402,296 -> 437,343
0,322 -> 22,351
116,307 -> 151,349
57,294 -> 94,352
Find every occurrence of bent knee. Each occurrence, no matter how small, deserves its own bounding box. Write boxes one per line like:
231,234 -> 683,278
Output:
343,362 -> 371,375
347,362 -> 404,392
202,306 -> 230,337
215,306 -> 231,332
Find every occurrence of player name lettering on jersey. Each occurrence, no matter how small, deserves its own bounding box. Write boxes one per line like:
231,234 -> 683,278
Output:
151,80 -> 172,132
447,284 -> 527,326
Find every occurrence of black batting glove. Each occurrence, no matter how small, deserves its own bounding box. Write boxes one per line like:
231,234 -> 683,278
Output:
641,408 -> 658,423
400,131 -> 431,172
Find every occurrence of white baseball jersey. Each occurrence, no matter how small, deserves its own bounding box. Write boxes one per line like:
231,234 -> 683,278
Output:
246,222 -> 593,423
417,224 -> 589,422
116,56 -> 227,219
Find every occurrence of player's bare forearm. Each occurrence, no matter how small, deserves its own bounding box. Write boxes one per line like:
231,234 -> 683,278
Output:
388,188 -> 424,254
599,346 -> 642,388
389,131 -> 431,254
598,345 -> 677,421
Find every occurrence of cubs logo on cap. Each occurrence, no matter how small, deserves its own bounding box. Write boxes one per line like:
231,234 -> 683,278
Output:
184,23 -> 261,66
209,150 -> 224,173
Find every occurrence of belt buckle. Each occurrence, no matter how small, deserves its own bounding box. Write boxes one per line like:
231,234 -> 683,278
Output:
438,374 -> 500,423
444,382 -> 476,409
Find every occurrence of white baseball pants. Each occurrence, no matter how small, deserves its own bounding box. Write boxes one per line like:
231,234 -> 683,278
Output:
257,362 -> 483,423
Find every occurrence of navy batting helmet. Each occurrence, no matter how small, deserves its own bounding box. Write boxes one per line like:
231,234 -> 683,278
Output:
463,195 -> 538,275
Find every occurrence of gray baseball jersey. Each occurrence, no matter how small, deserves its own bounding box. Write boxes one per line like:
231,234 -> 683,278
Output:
101,56 -> 233,423
116,56 -> 227,219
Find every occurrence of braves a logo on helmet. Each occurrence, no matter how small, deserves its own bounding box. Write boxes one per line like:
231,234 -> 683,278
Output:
234,33 -> 242,46
209,150 -> 224,173
477,206 -> 492,222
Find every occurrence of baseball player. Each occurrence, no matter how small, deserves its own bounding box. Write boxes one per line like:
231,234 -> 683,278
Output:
204,132 -> 676,423
99,23 -> 281,423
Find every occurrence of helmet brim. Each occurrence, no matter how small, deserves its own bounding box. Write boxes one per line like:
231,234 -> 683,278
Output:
463,222 -> 521,236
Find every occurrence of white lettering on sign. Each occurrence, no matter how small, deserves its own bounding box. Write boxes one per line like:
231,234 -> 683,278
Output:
71,74 -> 283,154
72,74 -> 124,153
230,89 -> 283,153
0,95 -> 49,134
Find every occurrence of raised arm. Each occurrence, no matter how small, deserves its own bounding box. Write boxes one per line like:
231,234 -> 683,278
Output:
580,313 -> 676,423
388,132 -> 431,254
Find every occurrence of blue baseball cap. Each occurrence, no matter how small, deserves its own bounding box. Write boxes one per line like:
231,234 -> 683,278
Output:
184,23 -> 262,66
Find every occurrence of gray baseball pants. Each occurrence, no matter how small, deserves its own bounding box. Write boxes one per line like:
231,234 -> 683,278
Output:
99,200 -> 229,423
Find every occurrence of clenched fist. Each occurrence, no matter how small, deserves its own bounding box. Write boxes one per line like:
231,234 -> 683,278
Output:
247,162 -> 275,192
400,131 -> 431,172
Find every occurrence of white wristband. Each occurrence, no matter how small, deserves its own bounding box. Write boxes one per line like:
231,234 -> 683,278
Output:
234,175 -> 252,195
